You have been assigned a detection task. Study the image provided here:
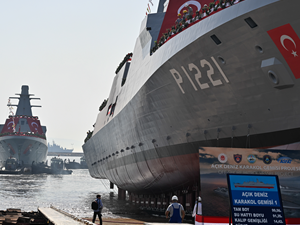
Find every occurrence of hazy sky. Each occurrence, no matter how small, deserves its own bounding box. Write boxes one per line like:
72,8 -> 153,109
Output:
0,0 -> 159,152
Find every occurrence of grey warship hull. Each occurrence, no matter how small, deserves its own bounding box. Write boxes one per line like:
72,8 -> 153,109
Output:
0,136 -> 47,167
83,0 -> 300,194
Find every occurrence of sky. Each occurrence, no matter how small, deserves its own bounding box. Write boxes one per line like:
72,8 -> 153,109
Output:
0,0 -> 159,152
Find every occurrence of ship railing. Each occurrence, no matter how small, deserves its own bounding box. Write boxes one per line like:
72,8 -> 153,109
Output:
0,132 -> 46,140
151,0 -> 244,55
9,115 -> 39,119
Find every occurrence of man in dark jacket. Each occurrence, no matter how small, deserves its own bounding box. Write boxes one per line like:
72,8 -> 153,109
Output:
92,194 -> 103,224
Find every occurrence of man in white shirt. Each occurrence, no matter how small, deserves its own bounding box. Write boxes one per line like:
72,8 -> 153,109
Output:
192,196 -> 202,225
165,195 -> 185,223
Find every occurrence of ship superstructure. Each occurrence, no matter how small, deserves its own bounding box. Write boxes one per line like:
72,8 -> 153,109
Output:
0,86 -> 47,167
83,0 -> 300,222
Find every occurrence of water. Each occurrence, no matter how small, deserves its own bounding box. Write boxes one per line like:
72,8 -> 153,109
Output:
0,156 -> 165,221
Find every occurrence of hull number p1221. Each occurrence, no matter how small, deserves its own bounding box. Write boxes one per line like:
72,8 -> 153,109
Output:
170,57 -> 230,94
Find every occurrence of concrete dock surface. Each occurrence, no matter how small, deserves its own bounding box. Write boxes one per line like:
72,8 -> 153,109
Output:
39,207 -> 87,225
85,218 -> 192,225
85,217 -> 144,224
85,217 -> 191,225
144,224 -> 191,225
40,206 -> 192,225
1,207 -> 192,225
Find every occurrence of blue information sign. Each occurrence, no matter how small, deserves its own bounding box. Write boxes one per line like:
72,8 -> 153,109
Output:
227,174 -> 286,225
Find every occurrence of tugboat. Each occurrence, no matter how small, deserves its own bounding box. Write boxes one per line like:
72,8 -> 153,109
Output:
64,159 -> 81,169
50,157 -> 72,174
80,156 -> 88,169
0,157 -> 32,174
5,158 -> 18,171
0,158 -> 21,174
31,161 -> 52,174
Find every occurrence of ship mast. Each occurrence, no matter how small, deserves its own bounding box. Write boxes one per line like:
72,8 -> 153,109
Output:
8,85 -> 41,116
157,0 -> 167,12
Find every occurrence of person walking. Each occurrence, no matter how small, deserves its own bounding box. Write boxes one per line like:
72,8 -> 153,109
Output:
192,196 -> 202,225
165,195 -> 185,223
92,194 -> 103,225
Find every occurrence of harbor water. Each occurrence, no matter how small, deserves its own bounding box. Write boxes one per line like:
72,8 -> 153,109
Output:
0,156 -> 167,222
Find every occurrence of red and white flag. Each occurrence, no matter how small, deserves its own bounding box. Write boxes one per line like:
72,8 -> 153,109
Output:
268,23 -> 300,79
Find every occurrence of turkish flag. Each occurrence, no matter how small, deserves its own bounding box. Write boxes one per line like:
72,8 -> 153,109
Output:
157,0 -> 212,42
27,118 -> 44,134
267,23 -> 300,79
1,117 -> 20,133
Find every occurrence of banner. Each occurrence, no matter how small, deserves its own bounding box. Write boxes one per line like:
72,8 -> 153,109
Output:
268,23 -> 300,79
1,117 -> 20,133
27,118 -> 44,134
157,0 -> 212,41
227,174 -> 286,225
199,147 -> 300,220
